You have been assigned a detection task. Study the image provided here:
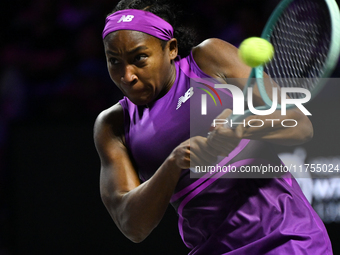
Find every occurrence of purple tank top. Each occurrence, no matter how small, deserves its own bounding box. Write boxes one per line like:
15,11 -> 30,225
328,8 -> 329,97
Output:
119,53 -> 333,255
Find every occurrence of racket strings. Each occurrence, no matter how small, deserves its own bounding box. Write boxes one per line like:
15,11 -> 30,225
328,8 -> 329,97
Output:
264,0 -> 331,99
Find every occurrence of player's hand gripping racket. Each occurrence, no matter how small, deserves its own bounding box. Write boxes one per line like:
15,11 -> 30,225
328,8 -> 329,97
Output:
220,0 -> 340,128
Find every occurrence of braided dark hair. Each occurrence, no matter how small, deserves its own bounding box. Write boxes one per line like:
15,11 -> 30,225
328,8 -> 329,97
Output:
109,0 -> 197,57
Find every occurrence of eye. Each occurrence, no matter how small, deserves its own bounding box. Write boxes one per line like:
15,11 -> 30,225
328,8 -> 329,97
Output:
109,58 -> 119,65
134,54 -> 147,62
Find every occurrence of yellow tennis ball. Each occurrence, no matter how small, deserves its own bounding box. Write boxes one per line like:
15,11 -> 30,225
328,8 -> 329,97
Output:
238,37 -> 274,67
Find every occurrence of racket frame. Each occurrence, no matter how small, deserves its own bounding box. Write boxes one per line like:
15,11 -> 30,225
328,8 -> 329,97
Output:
229,0 -> 340,125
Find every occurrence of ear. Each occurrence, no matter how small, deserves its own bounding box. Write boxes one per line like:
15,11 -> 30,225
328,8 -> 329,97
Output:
167,38 -> 178,60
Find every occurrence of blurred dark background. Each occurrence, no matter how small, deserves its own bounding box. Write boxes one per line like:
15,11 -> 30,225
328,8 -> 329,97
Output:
1,0 -> 340,254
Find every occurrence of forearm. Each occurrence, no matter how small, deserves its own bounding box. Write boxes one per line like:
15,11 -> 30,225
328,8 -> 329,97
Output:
103,156 -> 182,243
238,108 -> 313,146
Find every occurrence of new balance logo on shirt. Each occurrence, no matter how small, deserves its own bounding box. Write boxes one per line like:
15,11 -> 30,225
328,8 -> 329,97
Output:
118,15 -> 134,23
177,87 -> 194,110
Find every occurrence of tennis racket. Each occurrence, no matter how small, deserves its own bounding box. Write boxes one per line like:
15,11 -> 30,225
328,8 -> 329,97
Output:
218,0 -> 340,128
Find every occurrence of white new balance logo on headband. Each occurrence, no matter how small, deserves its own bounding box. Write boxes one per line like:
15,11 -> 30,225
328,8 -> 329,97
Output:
118,15 -> 134,23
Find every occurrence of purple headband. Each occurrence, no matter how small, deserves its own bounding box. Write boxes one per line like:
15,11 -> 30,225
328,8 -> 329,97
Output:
102,9 -> 174,40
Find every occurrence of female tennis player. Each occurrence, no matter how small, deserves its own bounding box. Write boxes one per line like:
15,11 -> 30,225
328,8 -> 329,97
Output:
94,0 -> 332,254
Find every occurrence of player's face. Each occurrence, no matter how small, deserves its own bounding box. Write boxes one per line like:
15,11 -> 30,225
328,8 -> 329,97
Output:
104,30 -> 178,105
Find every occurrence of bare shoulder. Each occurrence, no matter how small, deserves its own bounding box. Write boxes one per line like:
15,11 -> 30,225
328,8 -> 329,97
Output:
94,102 -> 125,144
192,38 -> 251,80
193,38 -> 238,61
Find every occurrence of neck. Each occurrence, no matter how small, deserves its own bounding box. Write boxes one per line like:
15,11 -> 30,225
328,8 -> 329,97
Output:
156,62 -> 177,101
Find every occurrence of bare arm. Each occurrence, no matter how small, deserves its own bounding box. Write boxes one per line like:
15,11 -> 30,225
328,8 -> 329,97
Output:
94,103 -> 184,242
94,103 -> 216,243
192,38 -> 313,146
